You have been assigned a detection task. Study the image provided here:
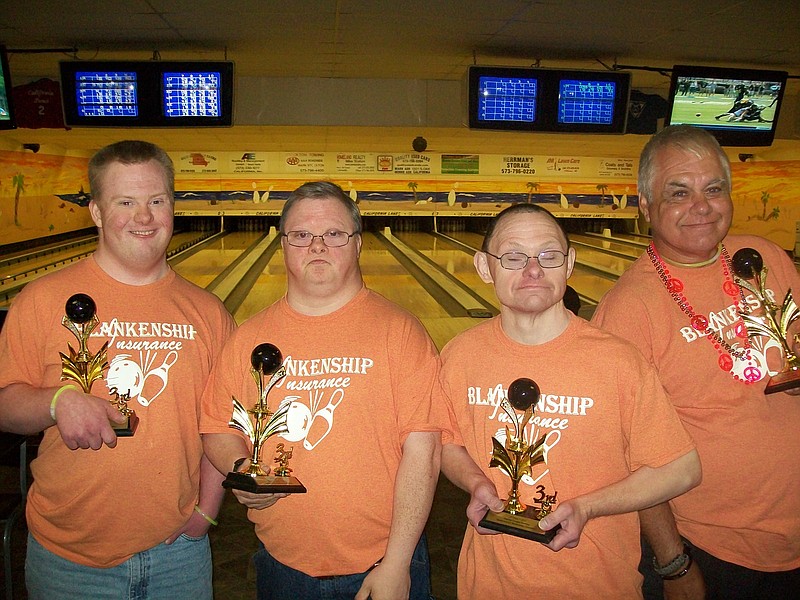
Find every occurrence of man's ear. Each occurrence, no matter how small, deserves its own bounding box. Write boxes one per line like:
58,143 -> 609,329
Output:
89,200 -> 103,229
639,195 -> 653,223
474,251 -> 494,284
566,246 -> 576,279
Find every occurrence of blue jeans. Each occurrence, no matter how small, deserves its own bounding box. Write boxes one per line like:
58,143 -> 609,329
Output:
254,534 -> 433,600
26,532 -> 212,600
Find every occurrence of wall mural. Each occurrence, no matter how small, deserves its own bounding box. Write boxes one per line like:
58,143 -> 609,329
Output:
1,149 -> 798,250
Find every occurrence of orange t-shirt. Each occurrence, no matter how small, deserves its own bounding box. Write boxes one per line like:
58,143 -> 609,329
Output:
0,256 -> 235,567
592,235 -> 800,571
440,316 -> 694,598
200,287 -> 447,577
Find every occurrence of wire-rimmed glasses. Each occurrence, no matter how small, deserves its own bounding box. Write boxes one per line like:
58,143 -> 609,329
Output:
484,250 -> 568,270
282,230 -> 358,248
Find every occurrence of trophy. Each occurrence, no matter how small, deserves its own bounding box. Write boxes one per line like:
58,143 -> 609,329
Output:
60,293 -> 138,436
478,378 -> 560,543
732,248 -> 800,393
222,343 -> 306,493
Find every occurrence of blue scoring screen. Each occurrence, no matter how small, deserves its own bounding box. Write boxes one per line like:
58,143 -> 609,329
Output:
558,79 -> 616,125
163,71 -> 222,118
75,71 -> 138,117
478,75 -> 537,123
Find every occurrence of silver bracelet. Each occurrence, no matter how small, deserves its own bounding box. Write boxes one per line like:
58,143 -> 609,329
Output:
652,542 -> 691,578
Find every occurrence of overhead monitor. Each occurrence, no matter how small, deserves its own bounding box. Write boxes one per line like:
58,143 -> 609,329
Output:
466,66 -> 630,133
60,60 -> 234,127
159,63 -> 233,126
552,71 -> 630,132
664,64 -> 787,146
475,72 -> 539,128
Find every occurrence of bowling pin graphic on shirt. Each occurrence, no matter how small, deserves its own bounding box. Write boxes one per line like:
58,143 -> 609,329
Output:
304,388 -> 344,450
106,350 -> 178,407
281,388 -> 345,450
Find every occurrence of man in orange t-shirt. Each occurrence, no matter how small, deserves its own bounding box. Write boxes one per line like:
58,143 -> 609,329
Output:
201,181 -> 445,600
440,203 -> 700,598
593,125 -> 800,599
0,141 -> 235,598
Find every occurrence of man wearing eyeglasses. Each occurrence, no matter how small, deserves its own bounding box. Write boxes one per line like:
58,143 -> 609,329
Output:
438,203 -> 701,598
200,181 -> 447,600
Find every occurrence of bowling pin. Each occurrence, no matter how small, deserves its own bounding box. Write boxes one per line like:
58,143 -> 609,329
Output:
558,185 -> 568,209
304,389 -> 344,450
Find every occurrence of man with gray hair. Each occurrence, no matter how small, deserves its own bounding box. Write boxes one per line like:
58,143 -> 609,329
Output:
593,125 -> 800,599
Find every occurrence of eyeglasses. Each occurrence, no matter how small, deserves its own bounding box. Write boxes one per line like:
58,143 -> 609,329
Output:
484,250 -> 568,270
283,230 -> 357,248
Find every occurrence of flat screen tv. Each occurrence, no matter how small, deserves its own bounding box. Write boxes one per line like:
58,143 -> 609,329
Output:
466,65 -> 630,133
664,64 -> 788,146
60,60 -> 233,127
0,46 -> 16,130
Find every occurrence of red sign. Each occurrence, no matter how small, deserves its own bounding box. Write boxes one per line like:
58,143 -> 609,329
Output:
12,78 -> 67,129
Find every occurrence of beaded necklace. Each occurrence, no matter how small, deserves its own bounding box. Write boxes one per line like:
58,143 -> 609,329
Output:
647,242 -> 759,383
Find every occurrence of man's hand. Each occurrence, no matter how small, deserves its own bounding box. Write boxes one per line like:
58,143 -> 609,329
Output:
55,387 -> 127,450
165,508 -> 211,544
466,479 -> 504,535
538,499 -> 590,551
231,488 -> 288,510
355,560 -> 410,600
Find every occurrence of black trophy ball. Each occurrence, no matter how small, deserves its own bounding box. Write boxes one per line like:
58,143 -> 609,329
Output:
508,378 -> 540,411
65,293 -> 96,324
251,343 -> 283,375
732,248 -> 764,280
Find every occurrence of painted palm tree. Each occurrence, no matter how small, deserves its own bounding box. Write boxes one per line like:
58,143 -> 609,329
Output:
12,172 -> 25,226
408,181 -> 418,202
596,183 -> 608,206
526,181 -> 539,203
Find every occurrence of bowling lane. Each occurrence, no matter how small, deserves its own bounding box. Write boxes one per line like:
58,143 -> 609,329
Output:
358,233 -> 452,319
394,231 -> 498,309
581,231 -> 650,248
570,233 -> 644,259
171,230 -> 264,290
572,246 -> 633,278
231,245 -> 287,324
0,240 -> 97,282
567,267 -> 616,304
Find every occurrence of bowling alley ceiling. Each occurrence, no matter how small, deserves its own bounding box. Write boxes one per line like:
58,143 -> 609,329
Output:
3,0 -> 798,83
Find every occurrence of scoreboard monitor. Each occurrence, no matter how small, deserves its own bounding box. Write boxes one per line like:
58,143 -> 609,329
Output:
466,66 -> 630,133
60,60 -> 233,127
0,46 -> 17,130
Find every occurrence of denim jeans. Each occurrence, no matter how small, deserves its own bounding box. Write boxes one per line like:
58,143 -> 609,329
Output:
26,532 -> 212,600
254,534 -> 433,600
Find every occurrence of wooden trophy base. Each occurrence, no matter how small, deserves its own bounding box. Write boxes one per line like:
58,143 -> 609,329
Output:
112,412 -> 139,437
764,367 -> 800,394
222,471 -> 307,494
479,506 -> 560,544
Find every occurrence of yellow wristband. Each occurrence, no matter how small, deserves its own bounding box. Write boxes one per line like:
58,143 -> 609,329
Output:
194,505 -> 218,526
50,384 -> 78,422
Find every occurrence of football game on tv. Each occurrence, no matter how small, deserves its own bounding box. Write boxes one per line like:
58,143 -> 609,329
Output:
665,65 -> 787,146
